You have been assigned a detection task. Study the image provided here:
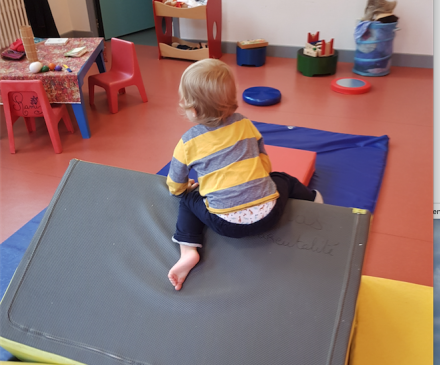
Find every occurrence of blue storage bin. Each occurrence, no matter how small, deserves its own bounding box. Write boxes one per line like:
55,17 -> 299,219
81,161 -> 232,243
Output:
353,22 -> 398,77
236,46 -> 266,67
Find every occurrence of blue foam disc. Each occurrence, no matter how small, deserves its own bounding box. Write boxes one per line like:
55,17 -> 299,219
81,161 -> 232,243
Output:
242,86 -> 281,106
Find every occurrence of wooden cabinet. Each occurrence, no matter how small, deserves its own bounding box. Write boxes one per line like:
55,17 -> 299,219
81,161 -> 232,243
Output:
152,0 -> 222,61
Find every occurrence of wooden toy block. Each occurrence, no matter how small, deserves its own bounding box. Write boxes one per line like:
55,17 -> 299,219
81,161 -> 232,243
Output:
237,39 -> 268,49
321,39 -> 334,57
304,38 -> 334,57
307,32 -> 320,43
19,25 -> 38,62
265,145 -> 316,186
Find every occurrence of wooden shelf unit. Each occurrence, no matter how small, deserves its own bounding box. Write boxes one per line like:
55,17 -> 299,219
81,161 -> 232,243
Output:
152,0 -> 222,60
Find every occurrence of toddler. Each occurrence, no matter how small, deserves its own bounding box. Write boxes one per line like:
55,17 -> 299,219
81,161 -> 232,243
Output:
167,59 -> 323,290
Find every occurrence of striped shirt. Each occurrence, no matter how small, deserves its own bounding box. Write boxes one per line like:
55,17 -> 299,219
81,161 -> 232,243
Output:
167,113 -> 279,214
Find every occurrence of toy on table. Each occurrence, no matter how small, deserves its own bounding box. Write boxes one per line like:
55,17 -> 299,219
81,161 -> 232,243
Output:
29,61 -> 63,73
64,46 -> 87,58
2,39 -> 25,60
236,39 -> 268,67
1,49 -> 25,60
9,39 -> 24,52
29,61 -> 43,74
19,25 -> 38,62
44,38 -> 69,46
297,32 -> 338,77
33,37 -> 46,44
63,65 -> 72,73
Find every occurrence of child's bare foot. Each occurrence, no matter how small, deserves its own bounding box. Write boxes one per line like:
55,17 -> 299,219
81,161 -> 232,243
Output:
168,245 -> 200,291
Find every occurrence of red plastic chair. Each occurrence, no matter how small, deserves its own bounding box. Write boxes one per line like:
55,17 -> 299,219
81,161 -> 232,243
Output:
88,38 -> 148,114
0,80 -> 74,154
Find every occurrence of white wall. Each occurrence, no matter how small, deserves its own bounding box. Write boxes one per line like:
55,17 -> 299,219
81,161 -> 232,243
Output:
48,0 -> 72,35
49,0 -> 433,56
48,0 -> 90,34
179,0 -> 433,56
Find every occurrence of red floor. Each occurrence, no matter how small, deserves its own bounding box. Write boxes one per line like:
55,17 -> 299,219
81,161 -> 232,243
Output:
0,44 -> 433,287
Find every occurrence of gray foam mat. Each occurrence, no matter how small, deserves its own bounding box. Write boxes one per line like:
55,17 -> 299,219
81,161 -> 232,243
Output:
0,159 -> 371,365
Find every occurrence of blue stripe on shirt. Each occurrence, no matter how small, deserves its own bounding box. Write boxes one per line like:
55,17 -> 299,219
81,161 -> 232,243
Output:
168,157 -> 189,183
189,138 -> 260,177
181,113 -> 247,143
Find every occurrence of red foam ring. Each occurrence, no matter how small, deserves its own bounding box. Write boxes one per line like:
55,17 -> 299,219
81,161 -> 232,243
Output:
331,78 -> 371,95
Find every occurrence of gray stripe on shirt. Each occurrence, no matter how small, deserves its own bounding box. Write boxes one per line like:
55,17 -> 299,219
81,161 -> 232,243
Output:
168,157 -> 189,183
181,113 -> 247,143
190,138 -> 260,177
258,137 -> 268,154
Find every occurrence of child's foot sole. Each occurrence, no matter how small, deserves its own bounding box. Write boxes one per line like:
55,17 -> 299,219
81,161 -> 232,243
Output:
168,248 -> 200,291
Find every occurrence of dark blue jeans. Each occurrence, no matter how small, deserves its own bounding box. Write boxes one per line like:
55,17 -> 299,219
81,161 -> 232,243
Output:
173,172 -> 315,246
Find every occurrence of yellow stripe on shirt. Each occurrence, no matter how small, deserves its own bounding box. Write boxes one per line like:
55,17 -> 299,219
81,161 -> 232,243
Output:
260,152 -> 272,173
166,175 -> 187,196
184,119 -> 261,164
172,139 -> 186,165
198,156 -> 268,196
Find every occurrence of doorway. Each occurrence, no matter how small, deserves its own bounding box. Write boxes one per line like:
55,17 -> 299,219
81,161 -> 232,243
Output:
92,0 -> 155,40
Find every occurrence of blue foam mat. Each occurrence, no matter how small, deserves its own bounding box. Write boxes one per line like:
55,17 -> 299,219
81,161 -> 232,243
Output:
0,208 -> 47,360
158,122 -> 389,213
0,122 -> 388,360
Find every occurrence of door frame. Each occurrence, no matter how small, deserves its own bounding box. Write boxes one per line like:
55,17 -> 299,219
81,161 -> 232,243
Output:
91,0 -> 105,37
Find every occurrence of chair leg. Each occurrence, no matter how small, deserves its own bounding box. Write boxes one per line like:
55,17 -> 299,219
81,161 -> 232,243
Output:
45,121 -> 63,153
136,81 -> 148,103
107,89 -> 119,114
24,117 -> 36,132
62,107 -> 75,133
89,80 -> 95,106
5,117 -> 16,154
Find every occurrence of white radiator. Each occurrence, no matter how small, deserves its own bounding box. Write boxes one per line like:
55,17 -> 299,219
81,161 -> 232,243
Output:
0,0 -> 29,49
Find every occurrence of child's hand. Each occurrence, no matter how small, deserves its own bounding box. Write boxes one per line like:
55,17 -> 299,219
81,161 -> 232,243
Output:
187,179 -> 199,193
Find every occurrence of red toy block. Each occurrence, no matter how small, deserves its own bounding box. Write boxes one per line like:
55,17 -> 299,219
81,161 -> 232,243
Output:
265,145 -> 316,186
307,32 -> 320,44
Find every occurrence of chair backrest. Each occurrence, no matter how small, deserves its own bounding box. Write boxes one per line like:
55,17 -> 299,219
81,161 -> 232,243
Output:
0,80 -> 53,119
110,38 -> 139,76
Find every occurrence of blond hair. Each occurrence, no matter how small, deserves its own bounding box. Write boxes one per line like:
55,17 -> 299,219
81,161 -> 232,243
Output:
179,59 -> 238,127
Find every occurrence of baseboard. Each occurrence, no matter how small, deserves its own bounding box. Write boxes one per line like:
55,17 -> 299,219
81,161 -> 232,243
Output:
60,31 -> 95,38
58,31 -> 433,69
222,41 -> 433,69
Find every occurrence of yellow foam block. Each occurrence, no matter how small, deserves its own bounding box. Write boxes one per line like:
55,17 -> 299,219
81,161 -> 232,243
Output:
0,337 -> 84,364
349,276 -> 433,365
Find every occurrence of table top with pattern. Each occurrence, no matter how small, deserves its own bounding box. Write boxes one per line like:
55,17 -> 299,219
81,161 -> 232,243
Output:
0,38 -> 104,104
